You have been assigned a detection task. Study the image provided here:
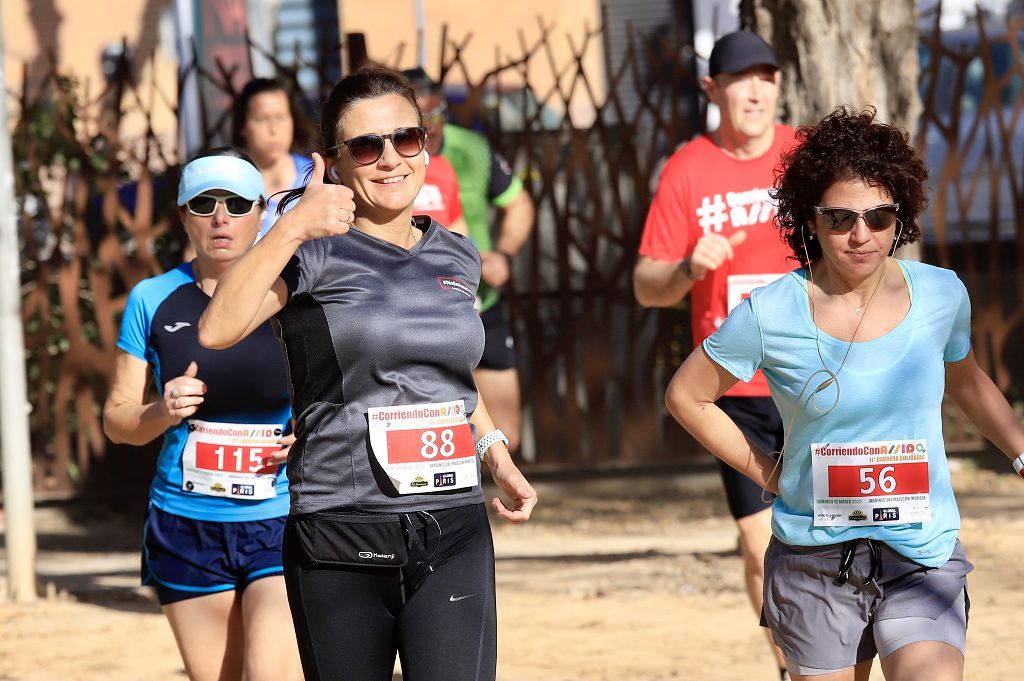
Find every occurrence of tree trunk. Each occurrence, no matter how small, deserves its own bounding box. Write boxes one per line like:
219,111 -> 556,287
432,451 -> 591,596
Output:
740,0 -> 921,260
738,0 -> 920,132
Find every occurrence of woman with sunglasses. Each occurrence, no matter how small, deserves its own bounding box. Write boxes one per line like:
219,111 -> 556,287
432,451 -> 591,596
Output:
197,68 -> 537,681
103,148 -> 302,681
665,107 -> 1024,681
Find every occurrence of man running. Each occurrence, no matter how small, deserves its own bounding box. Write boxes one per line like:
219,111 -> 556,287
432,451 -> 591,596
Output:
403,67 -> 535,453
633,30 -> 794,680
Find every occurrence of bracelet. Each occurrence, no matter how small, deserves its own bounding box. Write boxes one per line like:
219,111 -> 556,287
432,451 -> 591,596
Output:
1013,454 -> 1024,478
679,258 -> 698,281
494,249 -> 513,266
475,429 -> 509,461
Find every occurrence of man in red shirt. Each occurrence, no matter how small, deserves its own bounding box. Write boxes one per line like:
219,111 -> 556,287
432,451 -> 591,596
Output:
413,153 -> 469,236
634,31 -> 794,680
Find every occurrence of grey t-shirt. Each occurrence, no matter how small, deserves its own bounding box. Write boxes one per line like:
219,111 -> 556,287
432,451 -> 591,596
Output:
277,218 -> 486,514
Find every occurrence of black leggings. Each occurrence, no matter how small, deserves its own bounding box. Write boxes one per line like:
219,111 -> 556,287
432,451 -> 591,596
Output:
283,503 -> 497,681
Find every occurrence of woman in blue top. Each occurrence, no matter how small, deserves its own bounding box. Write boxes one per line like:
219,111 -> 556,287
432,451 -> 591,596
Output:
103,148 -> 302,681
666,107 -> 1024,681
232,78 -> 313,240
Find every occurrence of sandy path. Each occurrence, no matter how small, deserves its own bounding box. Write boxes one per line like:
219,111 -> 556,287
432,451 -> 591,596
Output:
1,461 -> 1021,681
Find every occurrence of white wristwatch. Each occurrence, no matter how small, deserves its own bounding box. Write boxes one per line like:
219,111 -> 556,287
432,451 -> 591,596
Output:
475,429 -> 509,461
1013,453 -> 1024,478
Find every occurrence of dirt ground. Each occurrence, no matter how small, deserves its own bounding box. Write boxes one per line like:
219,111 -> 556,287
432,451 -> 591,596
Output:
1,457 -> 1022,681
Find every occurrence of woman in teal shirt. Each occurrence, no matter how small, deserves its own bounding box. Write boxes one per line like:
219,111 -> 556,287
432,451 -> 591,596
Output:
666,107 -> 1024,681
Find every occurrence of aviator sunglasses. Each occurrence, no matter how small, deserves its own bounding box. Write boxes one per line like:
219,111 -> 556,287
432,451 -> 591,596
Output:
186,194 -> 259,217
336,126 -> 427,166
813,203 -> 901,232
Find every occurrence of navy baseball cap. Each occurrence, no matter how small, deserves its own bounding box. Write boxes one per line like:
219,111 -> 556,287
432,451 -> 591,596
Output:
708,31 -> 780,77
177,154 -> 265,206
400,67 -> 440,94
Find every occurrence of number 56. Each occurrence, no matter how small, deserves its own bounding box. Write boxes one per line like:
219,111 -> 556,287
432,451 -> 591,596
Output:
859,466 -> 896,494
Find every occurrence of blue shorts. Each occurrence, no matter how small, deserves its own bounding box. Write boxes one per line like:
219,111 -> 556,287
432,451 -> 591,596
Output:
142,505 -> 286,605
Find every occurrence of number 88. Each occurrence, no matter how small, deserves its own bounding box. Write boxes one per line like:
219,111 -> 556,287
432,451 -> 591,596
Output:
420,429 -> 456,458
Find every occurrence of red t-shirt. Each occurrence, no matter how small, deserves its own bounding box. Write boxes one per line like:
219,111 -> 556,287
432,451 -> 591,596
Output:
639,124 -> 797,397
413,155 -> 463,228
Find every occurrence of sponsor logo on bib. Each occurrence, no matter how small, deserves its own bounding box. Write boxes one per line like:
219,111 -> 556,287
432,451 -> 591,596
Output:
873,507 -> 900,522
434,471 -> 457,487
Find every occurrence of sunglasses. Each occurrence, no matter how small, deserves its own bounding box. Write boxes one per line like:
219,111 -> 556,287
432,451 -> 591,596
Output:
423,103 -> 447,124
186,194 -> 259,217
813,203 -> 901,232
337,126 -> 427,166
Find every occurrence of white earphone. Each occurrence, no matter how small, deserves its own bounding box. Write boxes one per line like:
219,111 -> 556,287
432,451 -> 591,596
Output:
424,150 -> 430,167
329,166 -> 340,181
801,225 -> 814,264
889,220 -> 905,257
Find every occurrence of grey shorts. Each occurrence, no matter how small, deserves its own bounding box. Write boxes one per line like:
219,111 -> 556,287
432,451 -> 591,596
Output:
761,536 -> 972,673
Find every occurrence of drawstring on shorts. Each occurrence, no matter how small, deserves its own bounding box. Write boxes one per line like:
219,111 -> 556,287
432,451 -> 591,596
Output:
836,538 -> 882,586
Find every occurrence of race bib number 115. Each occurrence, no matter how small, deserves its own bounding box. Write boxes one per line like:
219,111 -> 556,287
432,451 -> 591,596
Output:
181,420 -> 283,500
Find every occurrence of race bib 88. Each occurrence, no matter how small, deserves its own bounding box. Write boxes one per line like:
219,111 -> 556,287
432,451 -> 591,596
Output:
367,400 -> 478,494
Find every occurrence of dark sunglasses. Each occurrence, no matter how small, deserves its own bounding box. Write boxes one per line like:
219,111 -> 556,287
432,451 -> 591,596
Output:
337,126 -> 427,166
813,203 -> 901,232
186,194 -> 259,217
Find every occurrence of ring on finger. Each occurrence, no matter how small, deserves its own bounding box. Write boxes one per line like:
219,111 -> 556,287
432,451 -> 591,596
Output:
173,397 -> 179,409
171,387 -> 179,399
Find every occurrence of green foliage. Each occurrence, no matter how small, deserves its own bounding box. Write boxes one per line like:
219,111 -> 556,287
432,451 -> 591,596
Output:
12,74 -> 107,185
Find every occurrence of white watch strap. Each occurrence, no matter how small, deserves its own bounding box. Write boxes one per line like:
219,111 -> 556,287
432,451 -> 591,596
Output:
475,429 -> 509,461
1013,454 -> 1024,478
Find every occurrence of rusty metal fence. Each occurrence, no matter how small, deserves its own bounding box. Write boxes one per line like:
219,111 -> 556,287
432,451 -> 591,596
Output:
429,15 -> 702,468
10,11 -> 1024,496
916,10 -> 1024,450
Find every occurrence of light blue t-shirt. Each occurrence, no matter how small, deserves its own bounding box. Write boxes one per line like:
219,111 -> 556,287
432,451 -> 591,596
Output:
704,260 -> 972,567
257,153 -> 312,240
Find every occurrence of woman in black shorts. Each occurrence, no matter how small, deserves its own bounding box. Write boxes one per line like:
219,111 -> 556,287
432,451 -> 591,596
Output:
198,68 -> 537,681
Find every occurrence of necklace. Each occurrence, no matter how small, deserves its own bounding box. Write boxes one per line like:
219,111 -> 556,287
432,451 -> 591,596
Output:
842,297 -> 866,317
829,267 -> 887,317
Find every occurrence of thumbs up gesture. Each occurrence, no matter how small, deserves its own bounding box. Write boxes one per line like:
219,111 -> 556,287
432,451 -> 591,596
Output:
163,361 -> 206,424
283,152 -> 357,241
688,230 -> 748,279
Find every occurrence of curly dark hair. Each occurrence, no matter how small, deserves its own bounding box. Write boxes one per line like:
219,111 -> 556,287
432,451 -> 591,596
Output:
772,106 -> 929,266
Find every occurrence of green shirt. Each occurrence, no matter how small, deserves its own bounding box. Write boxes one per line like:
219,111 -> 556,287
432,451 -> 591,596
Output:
439,123 -> 523,312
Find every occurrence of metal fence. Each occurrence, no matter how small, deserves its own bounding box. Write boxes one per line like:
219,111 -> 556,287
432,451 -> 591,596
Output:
916,10 -> 1024,450
11,10 -> 1024,496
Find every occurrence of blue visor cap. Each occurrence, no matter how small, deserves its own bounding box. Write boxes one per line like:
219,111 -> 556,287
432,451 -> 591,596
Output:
177,155 -> 266,205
